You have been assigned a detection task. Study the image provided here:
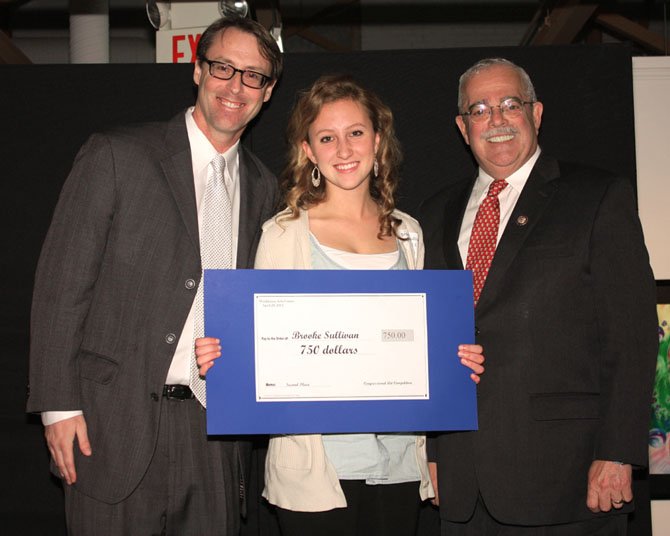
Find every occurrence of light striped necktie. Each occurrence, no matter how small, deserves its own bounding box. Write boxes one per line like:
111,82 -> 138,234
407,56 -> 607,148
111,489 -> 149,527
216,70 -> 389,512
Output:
190,154 -> 233,407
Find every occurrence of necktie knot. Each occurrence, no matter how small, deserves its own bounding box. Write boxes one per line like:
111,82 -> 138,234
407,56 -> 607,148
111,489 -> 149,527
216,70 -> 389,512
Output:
210,154 -> 227,191
487,179 -> 508,198
211,153 -> 226,175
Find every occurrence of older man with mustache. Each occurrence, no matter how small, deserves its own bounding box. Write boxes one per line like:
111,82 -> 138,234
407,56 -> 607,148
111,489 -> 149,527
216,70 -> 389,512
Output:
419,58 -> 657,535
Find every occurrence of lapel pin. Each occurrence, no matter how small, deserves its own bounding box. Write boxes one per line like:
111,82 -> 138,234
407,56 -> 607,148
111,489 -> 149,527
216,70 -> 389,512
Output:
516,215 -> 529,226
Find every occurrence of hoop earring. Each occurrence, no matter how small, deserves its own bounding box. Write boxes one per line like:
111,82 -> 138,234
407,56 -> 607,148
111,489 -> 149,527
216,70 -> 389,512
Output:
311,165 -> 321,188
373,159 -> 379,178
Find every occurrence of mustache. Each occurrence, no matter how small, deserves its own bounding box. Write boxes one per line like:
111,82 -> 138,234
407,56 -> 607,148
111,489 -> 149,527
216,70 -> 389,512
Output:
481,126 -> 518,141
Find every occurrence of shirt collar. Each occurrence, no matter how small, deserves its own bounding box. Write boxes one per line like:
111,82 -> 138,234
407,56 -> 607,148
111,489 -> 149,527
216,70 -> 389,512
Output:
185,107 -> 240,183
477,146 -> 541,194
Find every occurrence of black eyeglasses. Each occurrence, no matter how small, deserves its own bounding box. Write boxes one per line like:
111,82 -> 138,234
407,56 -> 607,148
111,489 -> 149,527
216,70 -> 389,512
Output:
461,97 -> 534,123
201,58 -> 271,89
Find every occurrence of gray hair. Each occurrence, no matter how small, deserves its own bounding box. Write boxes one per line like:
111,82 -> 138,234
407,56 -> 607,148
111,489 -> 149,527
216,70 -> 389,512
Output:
457,58 -> 537,113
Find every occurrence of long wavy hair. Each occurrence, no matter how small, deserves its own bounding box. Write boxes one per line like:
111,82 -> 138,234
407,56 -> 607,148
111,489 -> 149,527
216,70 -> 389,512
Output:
280,74 -> 403,238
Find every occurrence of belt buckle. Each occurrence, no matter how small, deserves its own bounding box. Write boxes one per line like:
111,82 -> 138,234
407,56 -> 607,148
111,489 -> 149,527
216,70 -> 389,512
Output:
163,384 -> 193,400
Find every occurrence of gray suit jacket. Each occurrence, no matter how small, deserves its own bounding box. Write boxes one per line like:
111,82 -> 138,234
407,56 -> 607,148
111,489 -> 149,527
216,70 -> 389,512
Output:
420,154 -> 657,526
27,111 -> 279,503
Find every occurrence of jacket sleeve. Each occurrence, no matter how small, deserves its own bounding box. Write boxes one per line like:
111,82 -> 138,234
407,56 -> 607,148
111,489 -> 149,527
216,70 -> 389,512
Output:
254,225 -> 275,269
28,134 -> 117,412
415,222 -> 425,270
396,210 -> 425,270
590,177 -> 657,466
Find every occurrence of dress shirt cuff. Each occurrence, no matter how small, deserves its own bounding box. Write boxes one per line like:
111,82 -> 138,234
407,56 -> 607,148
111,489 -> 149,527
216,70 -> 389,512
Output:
41,410 -> 84,426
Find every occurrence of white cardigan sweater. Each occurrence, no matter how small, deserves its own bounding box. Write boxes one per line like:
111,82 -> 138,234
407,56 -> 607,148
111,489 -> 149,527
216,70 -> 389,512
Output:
255,207 -> 435,512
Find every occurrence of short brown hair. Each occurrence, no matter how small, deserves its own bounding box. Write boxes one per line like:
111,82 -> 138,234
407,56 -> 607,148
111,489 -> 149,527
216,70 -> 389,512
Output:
196,16 -> 283,80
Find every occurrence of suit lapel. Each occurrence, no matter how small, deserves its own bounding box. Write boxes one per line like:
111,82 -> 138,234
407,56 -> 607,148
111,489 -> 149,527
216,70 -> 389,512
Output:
237,146 -> 265,268
160,112 -> 200,254
442,179 -> 475,270
476,154 -> 560,312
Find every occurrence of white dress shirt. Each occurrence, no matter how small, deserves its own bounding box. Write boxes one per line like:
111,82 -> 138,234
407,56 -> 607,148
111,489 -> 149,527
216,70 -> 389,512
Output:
165,108 -> 241,385
457,147 -> 541,266
42,108 -> 241,425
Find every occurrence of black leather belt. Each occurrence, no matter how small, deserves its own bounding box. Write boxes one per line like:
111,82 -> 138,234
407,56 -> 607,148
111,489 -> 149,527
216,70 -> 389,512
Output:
162,384 -> 194,400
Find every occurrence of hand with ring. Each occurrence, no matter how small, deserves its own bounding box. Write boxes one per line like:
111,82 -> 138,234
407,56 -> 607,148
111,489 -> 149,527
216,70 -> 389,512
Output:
586,460 -> 633,512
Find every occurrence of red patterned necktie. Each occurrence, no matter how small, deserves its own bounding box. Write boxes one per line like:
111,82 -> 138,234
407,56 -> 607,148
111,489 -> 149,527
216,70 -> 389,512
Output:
466,179 -> 508,306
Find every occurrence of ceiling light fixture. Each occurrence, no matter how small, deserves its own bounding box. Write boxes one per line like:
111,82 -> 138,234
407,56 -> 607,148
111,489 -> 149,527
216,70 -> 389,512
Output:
219,1 -> 249,18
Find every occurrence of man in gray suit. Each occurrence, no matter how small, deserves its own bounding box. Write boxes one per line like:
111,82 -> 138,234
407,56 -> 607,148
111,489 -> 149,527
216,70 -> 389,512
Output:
27,16 -> 281,535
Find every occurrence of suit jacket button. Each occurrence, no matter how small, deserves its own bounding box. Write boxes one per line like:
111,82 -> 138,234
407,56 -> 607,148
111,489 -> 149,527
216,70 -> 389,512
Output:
151,392 -> 159,401
474,327 -> 480,336
185,279 -> 196,290
165,333 -> 176,344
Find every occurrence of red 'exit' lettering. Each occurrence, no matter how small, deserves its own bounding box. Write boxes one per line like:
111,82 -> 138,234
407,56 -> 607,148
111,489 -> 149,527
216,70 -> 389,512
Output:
172,33 -> 202,63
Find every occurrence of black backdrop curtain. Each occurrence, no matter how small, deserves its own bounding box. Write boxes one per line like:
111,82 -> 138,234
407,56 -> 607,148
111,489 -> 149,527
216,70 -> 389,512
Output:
1,44 -> 647,535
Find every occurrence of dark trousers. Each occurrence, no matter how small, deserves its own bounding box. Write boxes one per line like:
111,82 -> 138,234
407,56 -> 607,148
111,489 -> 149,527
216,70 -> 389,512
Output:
441,495 -> 628,536
276,479 -> 422,536
64,397 -> 240,536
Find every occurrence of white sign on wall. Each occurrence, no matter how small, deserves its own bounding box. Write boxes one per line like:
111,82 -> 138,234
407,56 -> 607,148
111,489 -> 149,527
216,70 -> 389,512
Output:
633,56 -> 670,280
156,27 -> 206,63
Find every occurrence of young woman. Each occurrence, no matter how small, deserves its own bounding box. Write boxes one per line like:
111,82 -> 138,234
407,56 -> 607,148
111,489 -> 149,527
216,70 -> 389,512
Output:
196,74 -> 484,535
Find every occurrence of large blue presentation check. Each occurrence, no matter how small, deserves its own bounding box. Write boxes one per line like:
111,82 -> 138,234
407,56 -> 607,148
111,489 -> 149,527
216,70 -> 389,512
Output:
204,269 -> 477,435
